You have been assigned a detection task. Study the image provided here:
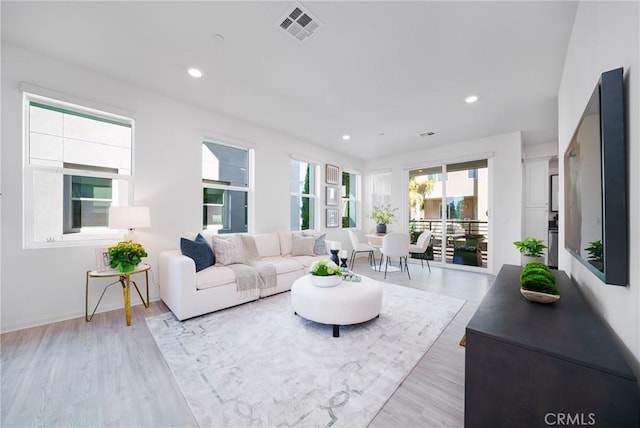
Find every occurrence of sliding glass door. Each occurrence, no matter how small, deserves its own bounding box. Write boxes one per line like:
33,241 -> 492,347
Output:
409,159 -> 489,268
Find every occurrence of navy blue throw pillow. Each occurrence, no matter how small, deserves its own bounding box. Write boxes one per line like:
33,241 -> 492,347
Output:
180,233 -> 215,272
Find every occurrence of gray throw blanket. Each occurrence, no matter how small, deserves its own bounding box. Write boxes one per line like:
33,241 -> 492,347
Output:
230,235 -> 277,298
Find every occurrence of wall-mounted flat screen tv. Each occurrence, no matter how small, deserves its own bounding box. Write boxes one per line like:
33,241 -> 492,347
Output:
564,67 -> 627,286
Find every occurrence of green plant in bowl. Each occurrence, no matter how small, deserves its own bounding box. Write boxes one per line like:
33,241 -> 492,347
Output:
520,262 -> 559,297
310,259 -> 341,276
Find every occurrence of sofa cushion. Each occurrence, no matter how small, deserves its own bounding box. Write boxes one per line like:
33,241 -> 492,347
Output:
240,234 -> 260,262
212,235 -> 243,265
261,257 -> 305,274
292,234 -> 316,256
195,265 -> 237,290
254,233 -> 281,258
180,233 -> 215,272
278,231 -> 293,256
302,232 -> 328,255
291,255 -> 325,268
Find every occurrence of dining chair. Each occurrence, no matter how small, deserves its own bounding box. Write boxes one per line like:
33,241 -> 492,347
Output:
347,230 -> 375,269
367,228 -> 384,268
380,232 -> 411,279
408,230 -> 433,272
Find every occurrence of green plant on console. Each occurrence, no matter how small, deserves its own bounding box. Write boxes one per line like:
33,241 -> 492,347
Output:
108,240 -> 148,273
513,237 -> 547,257
520,262 -> 559,295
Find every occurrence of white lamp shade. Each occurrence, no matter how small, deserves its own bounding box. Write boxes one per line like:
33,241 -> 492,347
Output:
108,206 -> 151,230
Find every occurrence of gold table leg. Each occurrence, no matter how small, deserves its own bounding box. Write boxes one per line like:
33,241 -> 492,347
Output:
86,271 -> 120,323
86,267 -> 150,326
121,275 -> 132,326
129,271 -> 150,309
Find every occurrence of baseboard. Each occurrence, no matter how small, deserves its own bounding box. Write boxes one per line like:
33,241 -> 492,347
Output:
0,297 -> 162,334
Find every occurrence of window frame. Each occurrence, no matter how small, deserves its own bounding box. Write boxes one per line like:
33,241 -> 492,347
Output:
201,139 -> 253,234
341,169 -> 360,229
22,92 -> 135,248
289,157 -> 319,231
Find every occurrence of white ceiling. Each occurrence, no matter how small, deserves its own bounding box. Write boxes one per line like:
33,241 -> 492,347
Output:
1,1 -> 578,160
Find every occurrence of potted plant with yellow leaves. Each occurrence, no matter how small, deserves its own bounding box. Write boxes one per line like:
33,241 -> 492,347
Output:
108,240 -> 148,273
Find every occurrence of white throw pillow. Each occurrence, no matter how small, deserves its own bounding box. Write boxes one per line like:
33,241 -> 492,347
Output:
291,234 -> 316,256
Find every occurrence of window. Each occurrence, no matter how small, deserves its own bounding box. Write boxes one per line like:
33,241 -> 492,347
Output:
290,159 -> 316,230
23,94 -> 133,247
341,171 -> 359,228
371,172 -> 391,208
202,141 -> 251,234
64,174 -> 114,233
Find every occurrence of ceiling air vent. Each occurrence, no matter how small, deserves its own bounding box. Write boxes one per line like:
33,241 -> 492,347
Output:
278,3 -> 322,43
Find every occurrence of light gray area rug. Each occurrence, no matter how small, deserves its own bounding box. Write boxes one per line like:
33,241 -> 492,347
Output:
146,283 -> 465,428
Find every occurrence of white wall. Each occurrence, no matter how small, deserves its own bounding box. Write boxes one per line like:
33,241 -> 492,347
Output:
0,44 -> 363,332
522,141 -> 558,160
363,131 -> 524,274
558,1 -> 640,362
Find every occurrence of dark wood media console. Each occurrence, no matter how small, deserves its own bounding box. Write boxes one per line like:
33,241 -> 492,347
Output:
465,264 -> 639,427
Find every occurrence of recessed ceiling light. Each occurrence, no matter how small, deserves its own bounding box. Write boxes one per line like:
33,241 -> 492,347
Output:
465,95 -> 479,103
342,135 -> 350,140
188,68 -> 203,78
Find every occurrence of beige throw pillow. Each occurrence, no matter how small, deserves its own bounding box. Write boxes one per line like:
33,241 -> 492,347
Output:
291,234 -> 316,256
212,235 -> 243,265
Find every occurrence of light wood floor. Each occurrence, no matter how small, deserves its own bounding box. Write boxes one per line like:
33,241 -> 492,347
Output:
1,260 -> 494,428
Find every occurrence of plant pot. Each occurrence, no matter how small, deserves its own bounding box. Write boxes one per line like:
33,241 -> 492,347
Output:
309,274 -> 341,287
521,255 -> 544,265
376,224 -> 387,234
118,263 -> 136,273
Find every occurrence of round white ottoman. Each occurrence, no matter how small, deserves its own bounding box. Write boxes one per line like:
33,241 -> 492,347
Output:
291,274 -> 383,337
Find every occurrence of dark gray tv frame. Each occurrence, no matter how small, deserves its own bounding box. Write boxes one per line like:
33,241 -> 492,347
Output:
564,67 -> 628,286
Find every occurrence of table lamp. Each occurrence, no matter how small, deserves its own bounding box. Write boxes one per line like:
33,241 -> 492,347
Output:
108,206 -> 151,241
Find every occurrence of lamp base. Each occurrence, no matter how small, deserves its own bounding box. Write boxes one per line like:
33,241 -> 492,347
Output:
123,229 -> 138,242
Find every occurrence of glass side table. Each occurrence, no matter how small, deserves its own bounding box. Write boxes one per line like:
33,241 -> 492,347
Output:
85,263 -> 150,326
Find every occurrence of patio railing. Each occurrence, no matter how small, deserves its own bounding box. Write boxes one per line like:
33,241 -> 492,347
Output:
409,219 -> 489,267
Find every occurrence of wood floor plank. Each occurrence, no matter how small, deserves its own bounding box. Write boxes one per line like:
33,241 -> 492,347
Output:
1,261 -> 493,427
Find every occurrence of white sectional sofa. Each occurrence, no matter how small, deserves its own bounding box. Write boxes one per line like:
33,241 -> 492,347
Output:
159,230 -> 340,320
